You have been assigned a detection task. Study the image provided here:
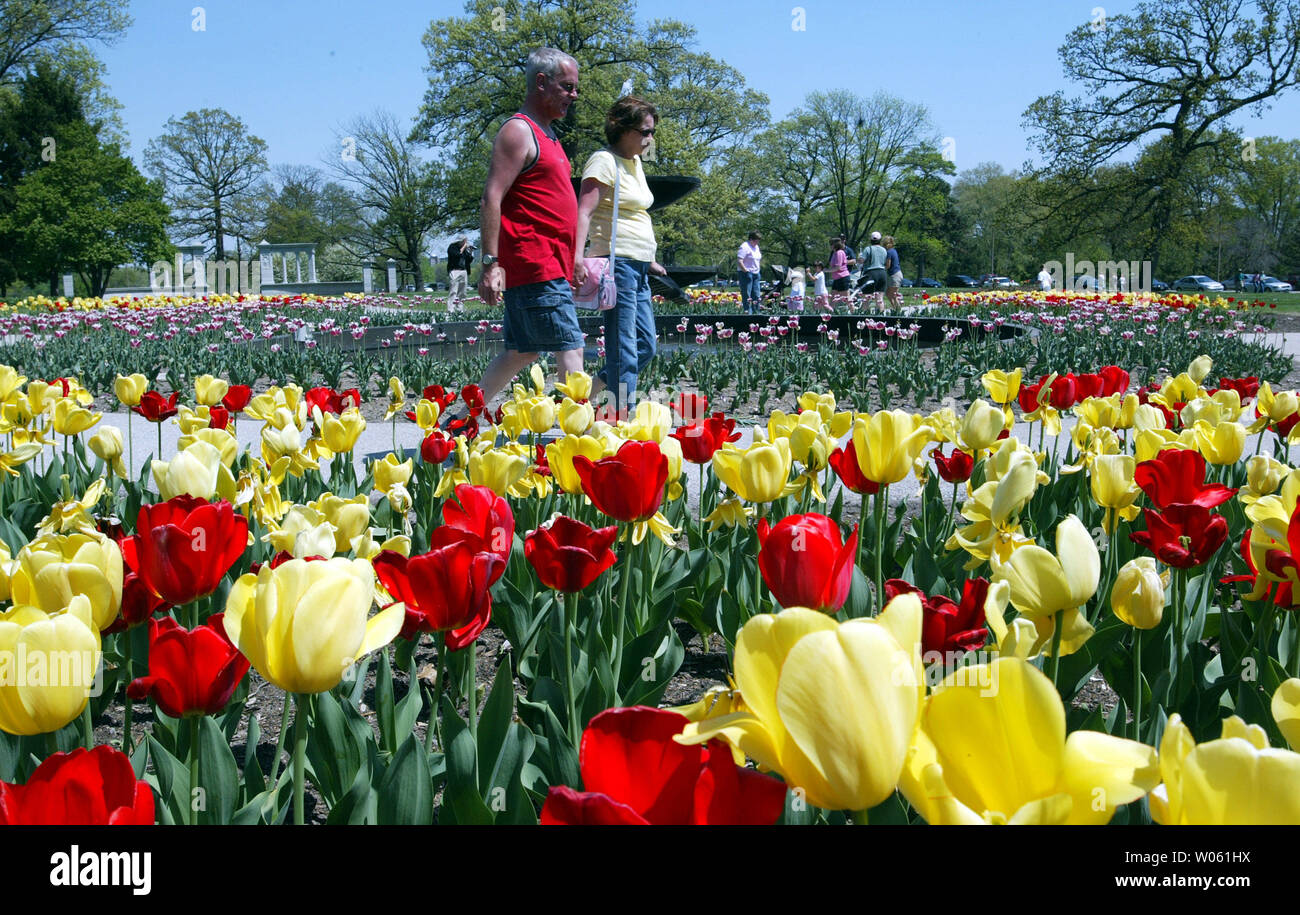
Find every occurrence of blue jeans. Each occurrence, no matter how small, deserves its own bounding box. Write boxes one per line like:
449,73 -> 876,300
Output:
597,258 -> 655,410
739,270 -> 761,313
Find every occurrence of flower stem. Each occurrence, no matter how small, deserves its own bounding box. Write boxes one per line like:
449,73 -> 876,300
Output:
874,486 -> 888,615
611,526 -> 633,701
292,693 -> 308,826
563,590 -> 581,748
1049,610 -> 1064,689
1132,629 -> 1143,743
189,714 -> 201,826
425,635 -> 446,755
269,688 -> 291,786
121,630 -> 133,755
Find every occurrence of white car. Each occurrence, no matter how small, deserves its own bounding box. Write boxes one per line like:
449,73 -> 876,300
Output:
1172,275 -> 1225,291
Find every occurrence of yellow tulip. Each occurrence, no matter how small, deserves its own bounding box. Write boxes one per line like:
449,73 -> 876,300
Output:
1248,382 -> 1300,439
1191,419 -> 1244,465
712,438 -> 793,504
1089,454 -> 1140,533
959,399 -> 1005,453
851,410 -> 934,486
1111,557 -> 1166,629
384,377 -> 406,421
177,427 -> 239,467
320,408 -> 367,454
51,399 -> 101,436
372,453 -> 414,495
1187,355 -> 1213,384
9,531 -> 123,632
555,370 -> 593,402
624,400 -> 672,442
0,595 -> 102,735
176,405 -> 214,436
223,557 -> 403,694
0,366 -> 28,402
88,426 -> 127,478
924,407 -> 959,445
413,399 -> 441,431
468,448 -> 528,497
677,598 -> 923,812
311,493 -> 371,554
522,395 -> 556,434
194,374 -> 230,406
991,514 -> 1098,657
546,435 -> 606,495
1134,428 -> 1196,464
981,368 -> 1021,405
152,440 -> 236,502
558,397 -> 594,436
1150,714 -> 1300,824
113,373 -> 148,407
1241,456 -> 1291,505
900,657 -> 1159,824
1272,679 -> 1300,752
947,451 -> 1038,567
1132,403 -> 1168,432
702,497 -> 756,531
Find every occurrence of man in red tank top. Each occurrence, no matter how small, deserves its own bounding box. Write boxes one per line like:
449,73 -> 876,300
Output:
463,47 -> 586,418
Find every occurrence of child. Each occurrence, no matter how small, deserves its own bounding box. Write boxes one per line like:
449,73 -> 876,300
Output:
787,266 -> 805,312
811,262 -> 830,312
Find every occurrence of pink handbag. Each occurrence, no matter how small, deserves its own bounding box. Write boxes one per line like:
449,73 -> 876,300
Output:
573,151 -> 621,312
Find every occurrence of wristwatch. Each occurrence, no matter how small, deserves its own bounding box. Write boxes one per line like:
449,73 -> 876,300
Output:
481,254 -> 499,267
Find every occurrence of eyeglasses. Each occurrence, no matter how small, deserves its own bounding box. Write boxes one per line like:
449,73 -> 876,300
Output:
547,75 -> 579,93
635,127 -> 656,137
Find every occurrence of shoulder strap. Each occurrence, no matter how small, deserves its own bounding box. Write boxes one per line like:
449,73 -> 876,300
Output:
509,114 -> 541,173
607,150 -> 620,265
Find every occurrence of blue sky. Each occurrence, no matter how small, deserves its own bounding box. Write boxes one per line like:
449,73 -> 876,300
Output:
98,0 -> 1300,177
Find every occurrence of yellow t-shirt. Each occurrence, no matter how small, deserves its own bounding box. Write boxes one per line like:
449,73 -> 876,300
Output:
580,150 -> 657,262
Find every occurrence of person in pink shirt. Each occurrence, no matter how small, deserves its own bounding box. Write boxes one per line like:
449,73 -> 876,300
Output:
737,231 -> 763,314
828,238 -> 849,307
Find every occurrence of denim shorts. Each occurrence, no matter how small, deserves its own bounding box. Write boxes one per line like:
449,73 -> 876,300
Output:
502,277 -> 585,353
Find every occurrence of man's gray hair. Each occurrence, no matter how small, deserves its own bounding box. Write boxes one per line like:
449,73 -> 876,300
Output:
525,48 -> 577,88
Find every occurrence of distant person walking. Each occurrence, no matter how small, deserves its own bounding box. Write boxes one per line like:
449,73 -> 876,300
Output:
453,47 -> 585,425
738,232 -> 763,314
863,231 -> 889,309
883,236 -> 903,309
811,261 -> 829,312
829,238 -> 850,306
446,237 -> 474,311
574,95 -> 667,413
787,265 -> 805,312
1037,264 -> 1053,291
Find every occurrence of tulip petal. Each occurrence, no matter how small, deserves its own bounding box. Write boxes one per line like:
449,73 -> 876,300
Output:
1272,678 -> 1300,751
1060,730 -> 1160,824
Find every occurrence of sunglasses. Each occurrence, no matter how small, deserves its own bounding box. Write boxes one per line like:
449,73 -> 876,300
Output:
634,127 -> 656,137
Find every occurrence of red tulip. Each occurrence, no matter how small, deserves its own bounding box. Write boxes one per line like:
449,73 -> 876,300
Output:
442,483 -> 515,565
1046,373 -> 1079,409
524,516 -> 618,592
539,707 -> 786,825
422,384 -> 458,409
372,532 -> 503,648
126,496 -> 248,606
1075,372 -> 1105,401
0,746 -> 155,825
931,447 -> 974,483
828,439 -> 880,495
461,384 -> 486,417
208,405 -> 230,429
1133,449 -> 1236,509
126,614 -> 250,718
102,567 -> 171,635
132,390 -> 179,423
1129,504 -> 1229,568
221,384 -> 252,413
305,386 -> 361,415
420,429 -> 455,463
1018,380 -> 1045,414
757,513 -> 858,613
669,392 -> 709,425
1215,376 -> 1259,402
1098,365 -> 1131,396
669,413 -> 741,465
573,439 -> 667,523
884,578 -> 989,656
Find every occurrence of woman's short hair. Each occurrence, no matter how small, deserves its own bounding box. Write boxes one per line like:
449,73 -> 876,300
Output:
883,235 -> 896,248
831,238 -> 844,251
604,96 -> 658,146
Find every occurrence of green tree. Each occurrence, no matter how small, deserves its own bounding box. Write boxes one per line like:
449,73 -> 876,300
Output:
144,108 -> 269,261
1023,0 -> 1300,272
1233,136 -> 1300,272
2,122 -> 170,295
332,110 -> 449,286
0,0 -> 131,87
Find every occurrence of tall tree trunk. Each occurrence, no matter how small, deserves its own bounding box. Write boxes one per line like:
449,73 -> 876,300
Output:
214,202 -> 225,261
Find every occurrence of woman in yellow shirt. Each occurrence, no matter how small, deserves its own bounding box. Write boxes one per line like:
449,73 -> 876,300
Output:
574,96 -> 667,414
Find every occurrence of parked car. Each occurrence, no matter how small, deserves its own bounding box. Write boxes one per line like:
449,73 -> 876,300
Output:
1171,275 -> 1225,291
948,274 -> 980,287
918,277 -> 943,288
982,276 -> 1016,288
1149,278 -> 1170,291
399,284 -> 416,292
899,277 -> 915,287
1241,274 -> 1295,292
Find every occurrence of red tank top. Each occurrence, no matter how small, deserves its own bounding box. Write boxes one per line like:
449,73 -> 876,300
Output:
499,114 -> 576,289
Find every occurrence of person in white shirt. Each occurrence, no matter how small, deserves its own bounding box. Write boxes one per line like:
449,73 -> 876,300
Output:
787,266 -> 805,312
1037,265 -> 1053,291
737,232 -> 762,314
811,261 -> 829,312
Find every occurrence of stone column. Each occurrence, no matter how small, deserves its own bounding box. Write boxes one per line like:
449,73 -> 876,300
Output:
62,273 -> 75,297
259,242 -> 273,288
363,266 -> 373,293
308,249 -> 318,283
194,254 -> 208,294
386,259 -> 398,292
294,250 -> 303,283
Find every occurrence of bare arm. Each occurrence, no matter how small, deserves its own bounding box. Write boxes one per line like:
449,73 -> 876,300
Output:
478,119 -> 533,307
573,176 -> 609,286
